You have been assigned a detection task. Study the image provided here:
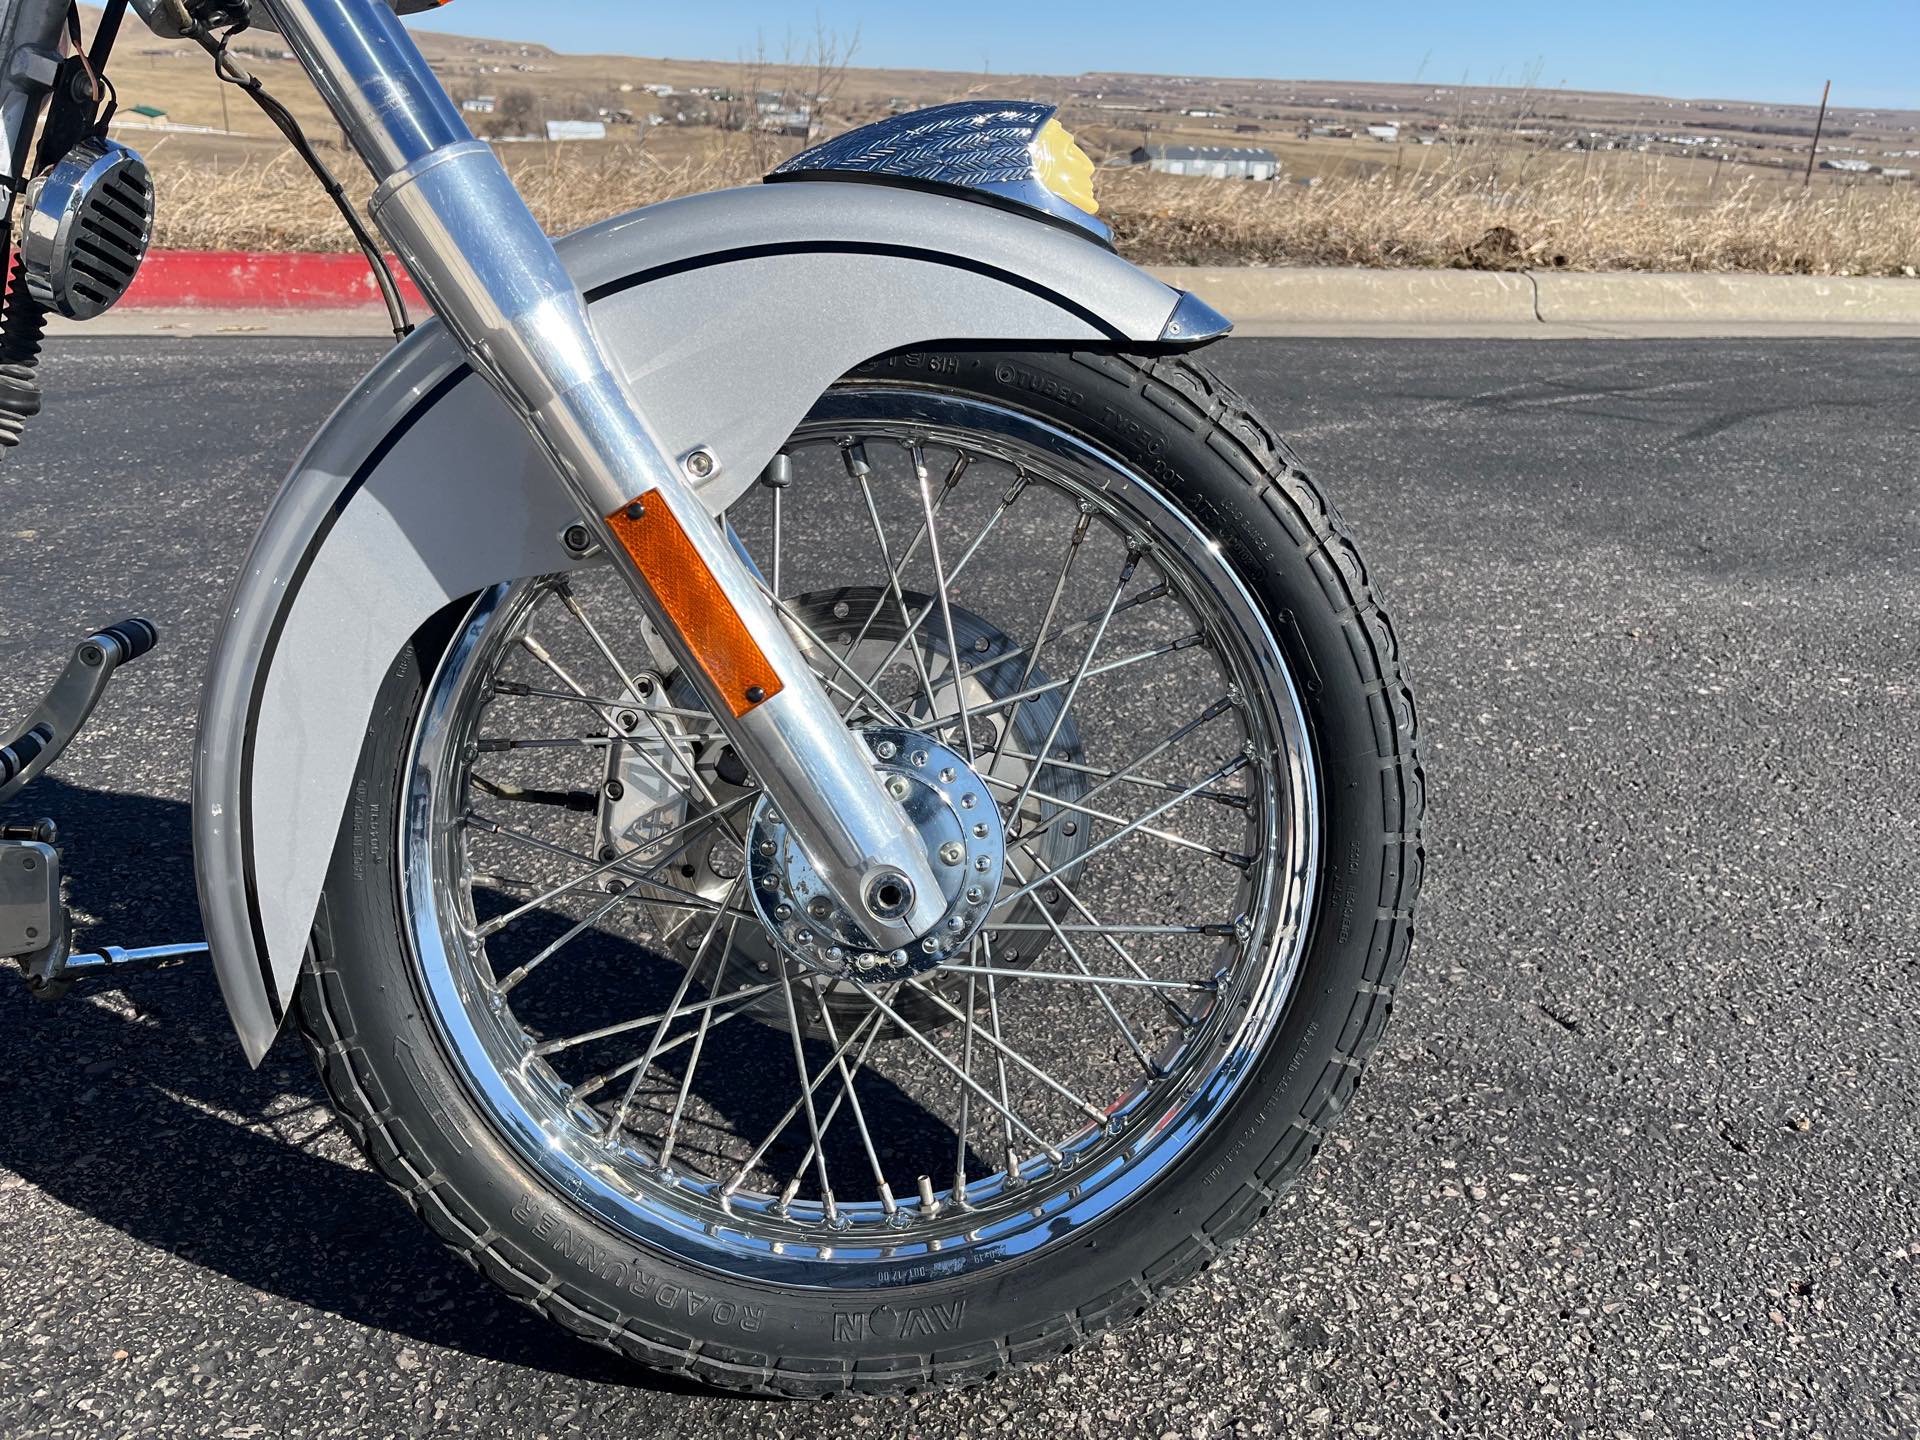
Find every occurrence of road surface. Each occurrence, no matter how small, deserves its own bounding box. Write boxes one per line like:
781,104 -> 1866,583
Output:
1,337 -> 1915,1438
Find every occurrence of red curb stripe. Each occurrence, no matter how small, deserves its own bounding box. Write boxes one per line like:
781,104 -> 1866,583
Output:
120,250 -> 431,311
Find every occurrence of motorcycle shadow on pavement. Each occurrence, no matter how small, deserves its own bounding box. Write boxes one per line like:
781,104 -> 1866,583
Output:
0,778 -> 738,1396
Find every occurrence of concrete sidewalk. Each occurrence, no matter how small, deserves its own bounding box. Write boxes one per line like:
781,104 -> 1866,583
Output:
49,267 -> 1920,341
1158,266 -> 1920,338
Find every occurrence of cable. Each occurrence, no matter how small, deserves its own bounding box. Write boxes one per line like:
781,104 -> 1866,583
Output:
177,15 -> 414,341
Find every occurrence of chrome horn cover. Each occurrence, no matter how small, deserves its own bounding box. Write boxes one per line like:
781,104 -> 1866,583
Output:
22,136 -> 154,320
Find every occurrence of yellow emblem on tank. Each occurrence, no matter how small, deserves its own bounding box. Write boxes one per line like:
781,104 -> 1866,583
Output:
1032,118 -> 1099,216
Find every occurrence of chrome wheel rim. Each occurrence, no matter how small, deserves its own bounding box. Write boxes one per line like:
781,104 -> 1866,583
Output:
401,388 -> 1319,1285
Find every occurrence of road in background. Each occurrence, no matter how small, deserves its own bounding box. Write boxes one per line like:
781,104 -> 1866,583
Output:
1,339 -> 1915,1438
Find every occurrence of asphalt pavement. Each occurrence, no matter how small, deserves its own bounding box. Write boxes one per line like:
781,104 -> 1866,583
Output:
1,337 -> 1916,1439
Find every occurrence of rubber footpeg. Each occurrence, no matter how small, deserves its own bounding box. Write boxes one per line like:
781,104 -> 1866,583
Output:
95,618 -> 158,662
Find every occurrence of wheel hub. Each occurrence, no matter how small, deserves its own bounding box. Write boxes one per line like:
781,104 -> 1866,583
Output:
745,726 -> 1006,982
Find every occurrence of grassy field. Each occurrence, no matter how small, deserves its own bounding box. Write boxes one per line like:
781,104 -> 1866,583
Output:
90,9 -> 1920,276
143,138 -> 1920,277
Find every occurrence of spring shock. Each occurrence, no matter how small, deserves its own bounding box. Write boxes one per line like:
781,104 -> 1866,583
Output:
0,248 -> 48,453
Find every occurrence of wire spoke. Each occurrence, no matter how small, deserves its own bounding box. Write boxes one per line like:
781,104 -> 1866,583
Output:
852,455 -> 943,720
995,754 -> 1251,909
912,443 -> 979,764
760,585 -> 914,728
468,813 -> 754,922
537,979 -> 777,1058
776,954 -> 839,1217
798,990 -> 897,1214
476,791 -> 755,940
601,877 -> 745,1146
892,976 -> 1110,1129
982,770 -> 1246,866
937,961 -> 1215,994
833,450 -> 968,683
999,852 -> 1158,1075
921,636 -> 1203,731
1025,861 -> 1203,1028
841,467 -> 1026,724
1008,696 -> 1241,853
848,977 -> 1062,1159
656,914 -> 744,1170
721,1006 -> 885,1197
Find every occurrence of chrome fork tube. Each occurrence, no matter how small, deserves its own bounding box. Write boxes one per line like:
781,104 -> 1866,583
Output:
256,0 -> 946,944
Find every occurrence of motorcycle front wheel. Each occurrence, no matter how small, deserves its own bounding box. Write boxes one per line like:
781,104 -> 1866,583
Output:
298,347 -> 1424,1395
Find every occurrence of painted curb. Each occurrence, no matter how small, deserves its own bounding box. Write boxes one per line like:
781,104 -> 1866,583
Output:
121,250 -> 428,311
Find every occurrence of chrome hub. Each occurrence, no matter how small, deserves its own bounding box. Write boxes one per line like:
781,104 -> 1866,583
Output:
745,726 -> 1006,982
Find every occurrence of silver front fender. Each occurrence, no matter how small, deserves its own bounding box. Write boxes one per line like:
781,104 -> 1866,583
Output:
194,179 -> 1226,1063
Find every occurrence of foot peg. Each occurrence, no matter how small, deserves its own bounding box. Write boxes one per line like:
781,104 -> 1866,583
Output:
0,618 -> 157,803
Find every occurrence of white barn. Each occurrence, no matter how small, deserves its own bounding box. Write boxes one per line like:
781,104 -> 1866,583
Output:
1129,144 -> 1279,181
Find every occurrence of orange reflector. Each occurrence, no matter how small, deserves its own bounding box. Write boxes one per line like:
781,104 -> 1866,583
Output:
604,494 -> 784,719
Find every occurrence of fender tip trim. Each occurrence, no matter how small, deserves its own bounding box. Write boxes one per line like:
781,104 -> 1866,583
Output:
1160,289 -> 1234,345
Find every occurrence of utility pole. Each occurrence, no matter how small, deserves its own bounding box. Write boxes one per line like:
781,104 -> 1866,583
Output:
1804,79 -> 1831,188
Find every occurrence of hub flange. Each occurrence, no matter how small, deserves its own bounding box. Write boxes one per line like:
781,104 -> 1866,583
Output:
746,727 -> 1005,982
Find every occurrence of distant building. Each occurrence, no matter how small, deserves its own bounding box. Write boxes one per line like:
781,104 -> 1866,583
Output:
1128,144 -> 1279,181
1881,167 -> 1914,180
1365,124 -> 1400,142
1820,158 -> 1873,173
546,120 -> 608,142
461,96 -> 497,114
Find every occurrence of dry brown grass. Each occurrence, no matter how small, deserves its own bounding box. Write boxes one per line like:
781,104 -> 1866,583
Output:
149,142 -> 1920,277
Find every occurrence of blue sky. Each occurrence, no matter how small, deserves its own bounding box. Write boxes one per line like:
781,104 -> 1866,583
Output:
421,2 -> 1920,110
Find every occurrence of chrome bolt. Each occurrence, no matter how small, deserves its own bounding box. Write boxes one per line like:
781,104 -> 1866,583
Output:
886,776 -> 911,801
890,950 -> 909,966
833,601 -> 851,620
807,896 -> 835,920
618,711 -> 639,732
920,937 -> 940,954
973,823 -> 989,839
940,767 -> 958,783
945,916 -> 966,933
966,886 -> 985,904
1063,820 -> 1078,837
758,874 -> 780,891
796,929 -> 814,944
910,751 -> 928,768
773,903 -> 793,921
683,448 -> 717,480
939,841 -> 966,867
974,855 -> 993,873
874,739 -> 899,760
959,793 -> 978,809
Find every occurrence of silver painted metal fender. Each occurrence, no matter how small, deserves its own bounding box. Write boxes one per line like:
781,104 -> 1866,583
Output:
194,178 -> 1229,1063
